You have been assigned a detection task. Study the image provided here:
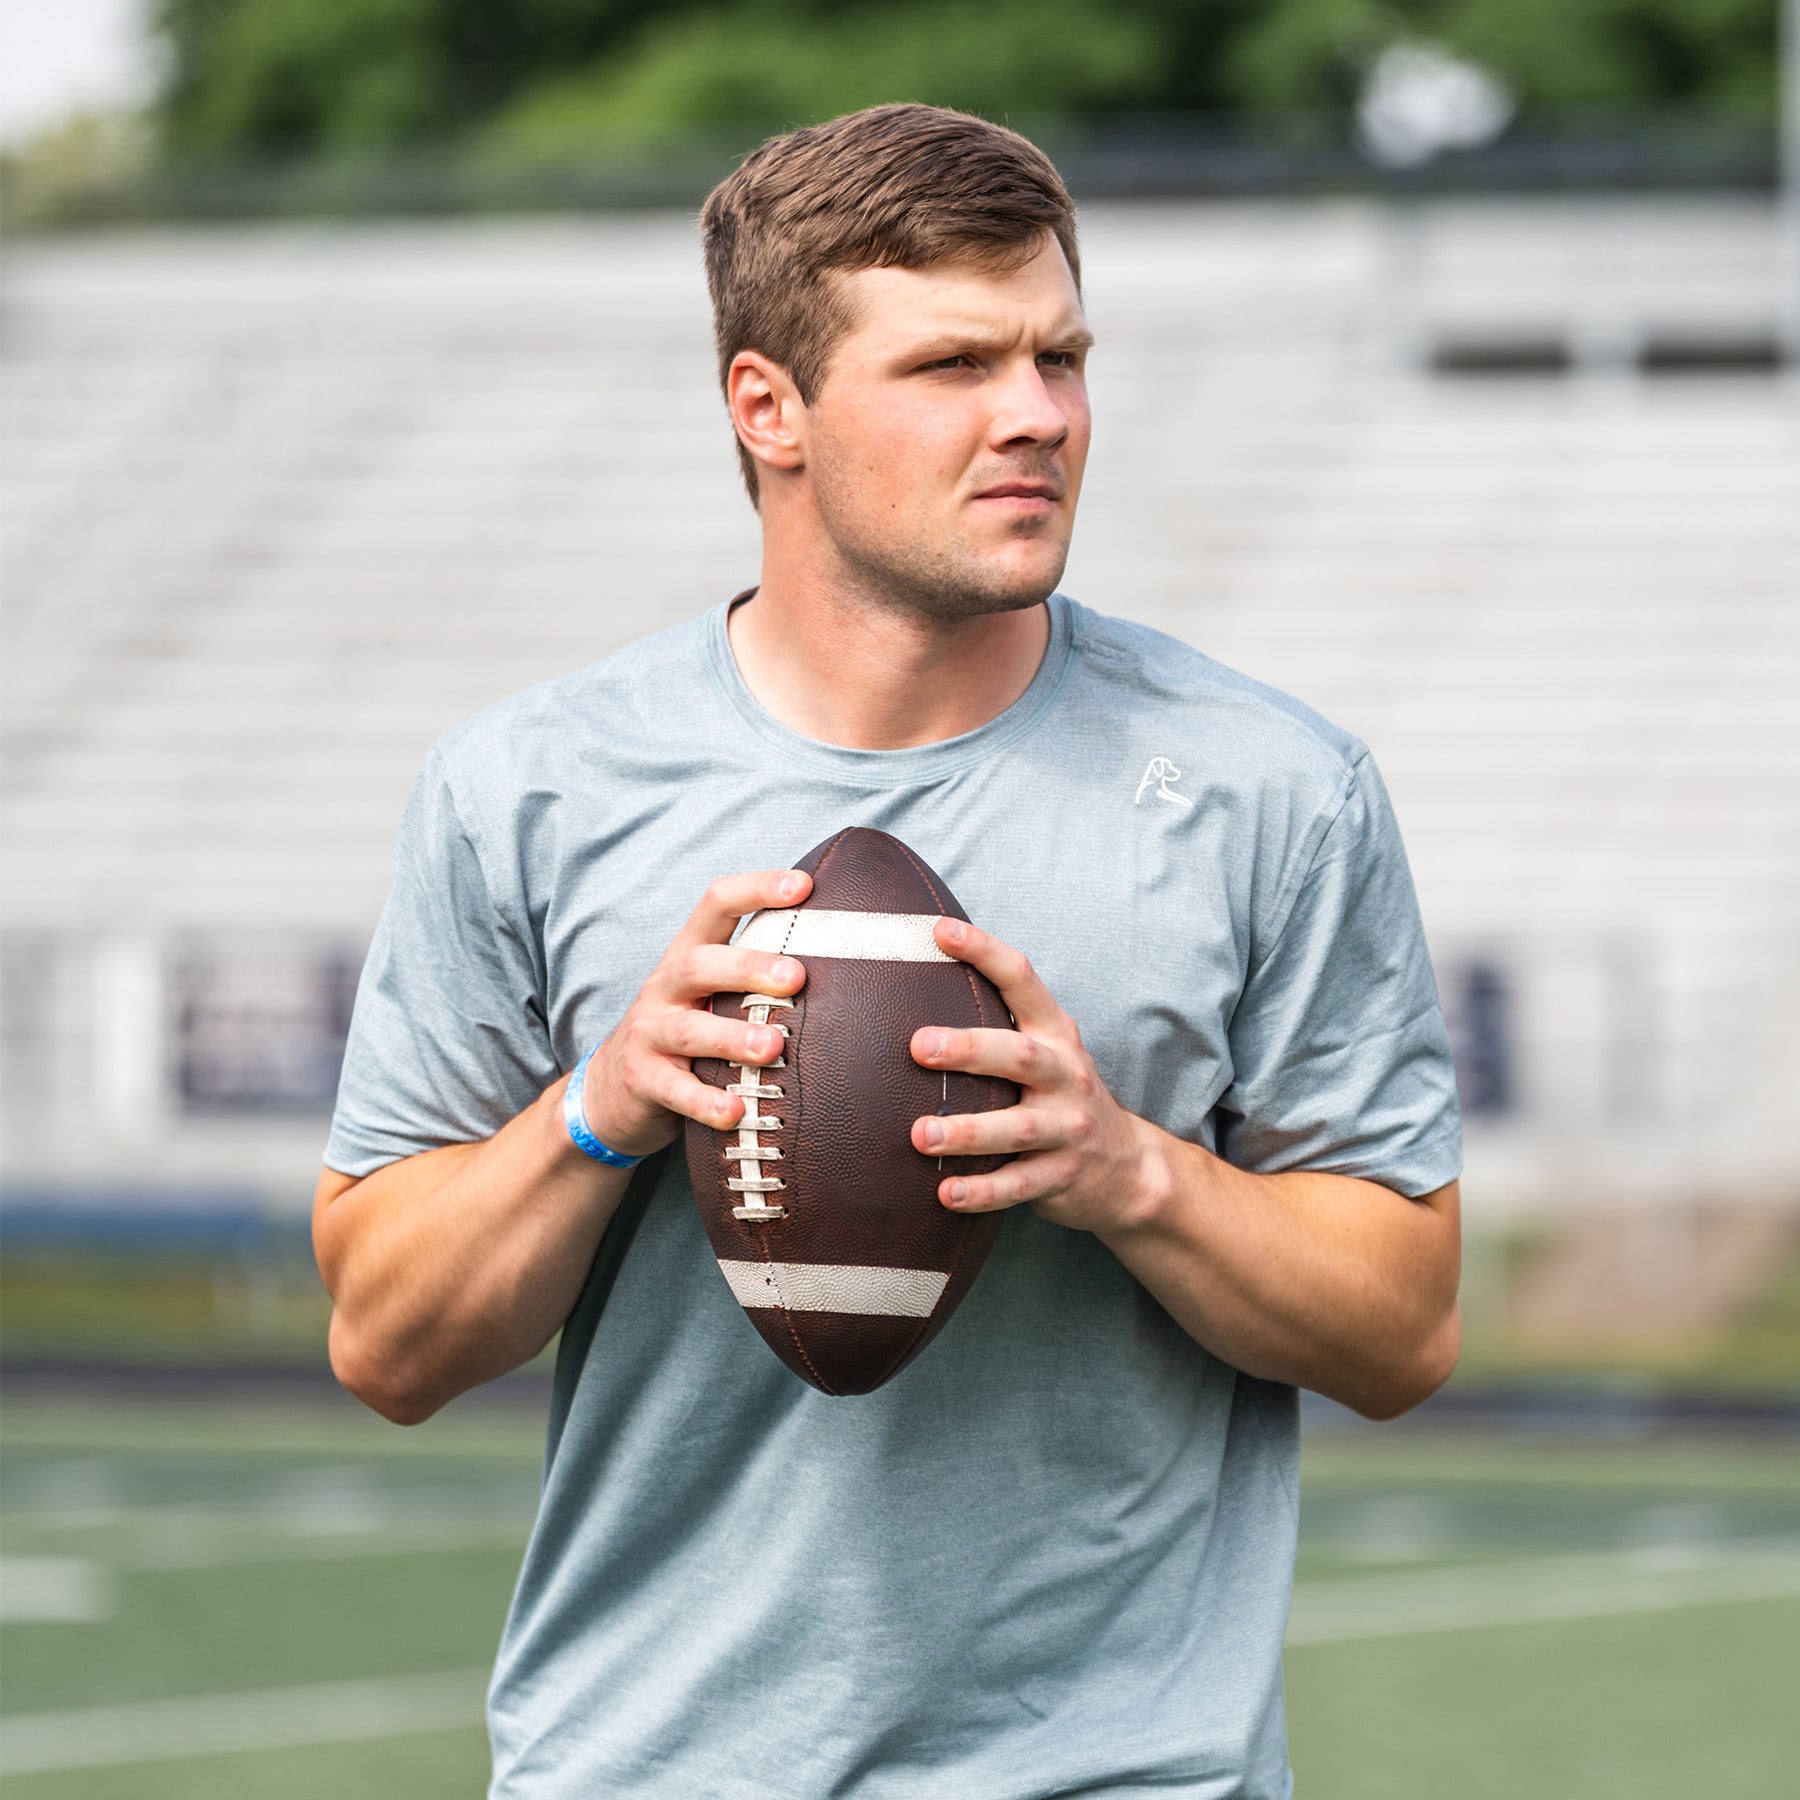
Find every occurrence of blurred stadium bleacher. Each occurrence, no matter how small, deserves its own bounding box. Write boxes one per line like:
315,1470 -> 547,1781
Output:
2,196 -> 1797,1238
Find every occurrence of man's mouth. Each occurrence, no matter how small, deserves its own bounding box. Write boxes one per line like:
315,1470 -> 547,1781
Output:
973,481 -> 1062,506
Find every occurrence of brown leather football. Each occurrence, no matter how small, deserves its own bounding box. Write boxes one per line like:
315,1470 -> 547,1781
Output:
686,827 -> 1018,1395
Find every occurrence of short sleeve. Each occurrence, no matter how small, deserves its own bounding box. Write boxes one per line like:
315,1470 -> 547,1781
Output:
324,748 -> 560,1177
1214,751 -> 1462,1198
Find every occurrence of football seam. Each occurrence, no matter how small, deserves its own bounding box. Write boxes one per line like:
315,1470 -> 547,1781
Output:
749,833 -> 854,1394
888,836 -> 983,1015
863,1177 -> 983,1390
767,1265 -> 835,1395
745,985 -> 825,1387
889,833 -> 1014,1146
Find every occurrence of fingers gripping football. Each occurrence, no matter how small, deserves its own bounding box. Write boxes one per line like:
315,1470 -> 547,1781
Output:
577,869 -> 811,1159
909,917 -> 1148,1230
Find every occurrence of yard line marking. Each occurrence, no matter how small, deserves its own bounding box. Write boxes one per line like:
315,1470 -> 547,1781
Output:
0,1669 -> 491,1777
1287,1546 -> 1800,1646
0,1558 -> 109,1623
0,1513 -> 530,1574
117,1523 -> 529,1572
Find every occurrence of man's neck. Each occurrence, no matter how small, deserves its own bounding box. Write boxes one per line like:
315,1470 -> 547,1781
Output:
726,571 -> 1051,752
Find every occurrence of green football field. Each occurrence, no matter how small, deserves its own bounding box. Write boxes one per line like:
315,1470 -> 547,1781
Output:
2,1398 -> 1796,1797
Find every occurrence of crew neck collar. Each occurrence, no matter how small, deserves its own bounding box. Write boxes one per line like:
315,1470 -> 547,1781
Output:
703,591 -> 1077,788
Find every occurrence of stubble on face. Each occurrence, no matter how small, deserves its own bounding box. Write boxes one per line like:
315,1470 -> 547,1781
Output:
806,431 -> 1073,628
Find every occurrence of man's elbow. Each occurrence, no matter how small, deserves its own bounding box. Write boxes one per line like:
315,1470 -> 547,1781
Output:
327,1313 -> 444,1427
1351,1303 -> 1461,1423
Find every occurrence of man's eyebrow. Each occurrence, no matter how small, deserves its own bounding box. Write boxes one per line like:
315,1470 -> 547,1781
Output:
902,323 -> 1096,358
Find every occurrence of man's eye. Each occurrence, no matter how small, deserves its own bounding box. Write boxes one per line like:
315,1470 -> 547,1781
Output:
1038,351 -> 1077,368
922,355 -> 968,372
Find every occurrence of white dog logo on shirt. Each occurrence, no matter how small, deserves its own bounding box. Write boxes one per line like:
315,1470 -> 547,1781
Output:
1135,756 -> 1194,811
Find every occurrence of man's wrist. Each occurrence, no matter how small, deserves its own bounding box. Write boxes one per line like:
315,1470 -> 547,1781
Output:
562,1047 -> 645,1169
1106,1114 -> 1182,1236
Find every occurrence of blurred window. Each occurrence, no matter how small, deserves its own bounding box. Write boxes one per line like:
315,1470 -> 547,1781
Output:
1448,956 -> 1513,1118
173,941 -> 358,1114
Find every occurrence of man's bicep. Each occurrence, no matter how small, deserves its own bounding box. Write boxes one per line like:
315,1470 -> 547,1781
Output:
315,1166 -> 359,1209
1414,1177 -> 1460,1220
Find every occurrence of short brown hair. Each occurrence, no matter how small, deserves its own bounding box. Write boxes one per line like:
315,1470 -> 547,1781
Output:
701,104 -> 1080,503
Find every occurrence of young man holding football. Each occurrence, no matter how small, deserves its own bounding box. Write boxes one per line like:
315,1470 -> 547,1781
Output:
317,104 -> 1462,1799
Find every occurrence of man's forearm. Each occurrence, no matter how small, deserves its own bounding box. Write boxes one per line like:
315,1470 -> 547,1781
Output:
1098,1127 -> 1461,1419
314,1081 -> 631,1424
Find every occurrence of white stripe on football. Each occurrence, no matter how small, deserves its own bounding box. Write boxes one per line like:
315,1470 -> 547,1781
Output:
715,1260 -> 949,1319
737,908 -> 953,963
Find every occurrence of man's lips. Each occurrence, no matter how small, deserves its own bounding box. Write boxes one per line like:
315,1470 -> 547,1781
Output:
973,483 -> 1062,503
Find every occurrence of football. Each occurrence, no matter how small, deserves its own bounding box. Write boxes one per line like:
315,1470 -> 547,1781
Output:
686,827 -> 1019,1395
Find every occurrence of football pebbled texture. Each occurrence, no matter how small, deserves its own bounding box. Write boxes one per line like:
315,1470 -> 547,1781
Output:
686,827 -> 1018,1395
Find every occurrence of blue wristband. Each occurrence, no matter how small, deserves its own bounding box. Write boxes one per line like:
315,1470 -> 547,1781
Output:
563,1046 -> 644,1168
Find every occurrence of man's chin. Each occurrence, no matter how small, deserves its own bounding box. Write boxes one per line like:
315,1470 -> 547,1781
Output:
833,526 -> 1070,624
908,568 -> 1061,625
937,535 -> 1070,615
974,557 -> 1069,615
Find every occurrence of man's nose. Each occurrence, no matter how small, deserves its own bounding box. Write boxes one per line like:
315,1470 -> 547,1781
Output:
988,361 -> 1070,451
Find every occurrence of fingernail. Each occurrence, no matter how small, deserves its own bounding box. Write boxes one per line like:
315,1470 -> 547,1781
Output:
779,873 -> 804,899
941,917 -> 967,942
946,1180 -> 969,1205
750,1027 -> 778,1056
922,1119 -> 944,1150
772,957 -> 801,985
922,1030 -> 947,1060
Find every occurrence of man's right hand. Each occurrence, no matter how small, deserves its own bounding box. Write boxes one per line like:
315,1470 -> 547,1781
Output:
314,865 -> 811,1424
578,868 -> 812,1159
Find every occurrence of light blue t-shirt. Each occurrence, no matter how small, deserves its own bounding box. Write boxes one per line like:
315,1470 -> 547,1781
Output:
327,593 -> 1462,1800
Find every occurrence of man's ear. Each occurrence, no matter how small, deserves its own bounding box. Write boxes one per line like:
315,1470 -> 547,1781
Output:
727,351 -> 807,482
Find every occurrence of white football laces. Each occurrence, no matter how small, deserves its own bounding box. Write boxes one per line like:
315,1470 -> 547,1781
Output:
724,994 -> 792,1221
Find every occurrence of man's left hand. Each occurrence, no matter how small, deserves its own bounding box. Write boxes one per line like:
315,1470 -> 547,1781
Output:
909,916 -> 1160,1232
910,918 -> 1462,1419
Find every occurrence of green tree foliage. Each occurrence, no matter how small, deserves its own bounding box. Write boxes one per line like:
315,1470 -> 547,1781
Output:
1223,0 -> 1778,119
154,0 -> 671,156
151,0 -> 1780,165
479,0 -> 1164,165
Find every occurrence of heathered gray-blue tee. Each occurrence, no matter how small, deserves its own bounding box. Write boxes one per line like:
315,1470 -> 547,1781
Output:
326,593 -> 1462,1800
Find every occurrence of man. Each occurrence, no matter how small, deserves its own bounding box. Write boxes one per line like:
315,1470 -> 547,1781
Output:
316,104 -> 1462,1799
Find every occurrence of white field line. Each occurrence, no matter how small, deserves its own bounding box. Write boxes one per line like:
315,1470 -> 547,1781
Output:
0,1559 -> 109,1624
0,1669 -> 491,1778
116,1523 -> 528,1573
1287,1544 -> 1800,1647
0,1514 -> 527,1576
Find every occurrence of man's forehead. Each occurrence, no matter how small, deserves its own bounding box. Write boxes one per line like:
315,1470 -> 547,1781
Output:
834,246 -> 1087,345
